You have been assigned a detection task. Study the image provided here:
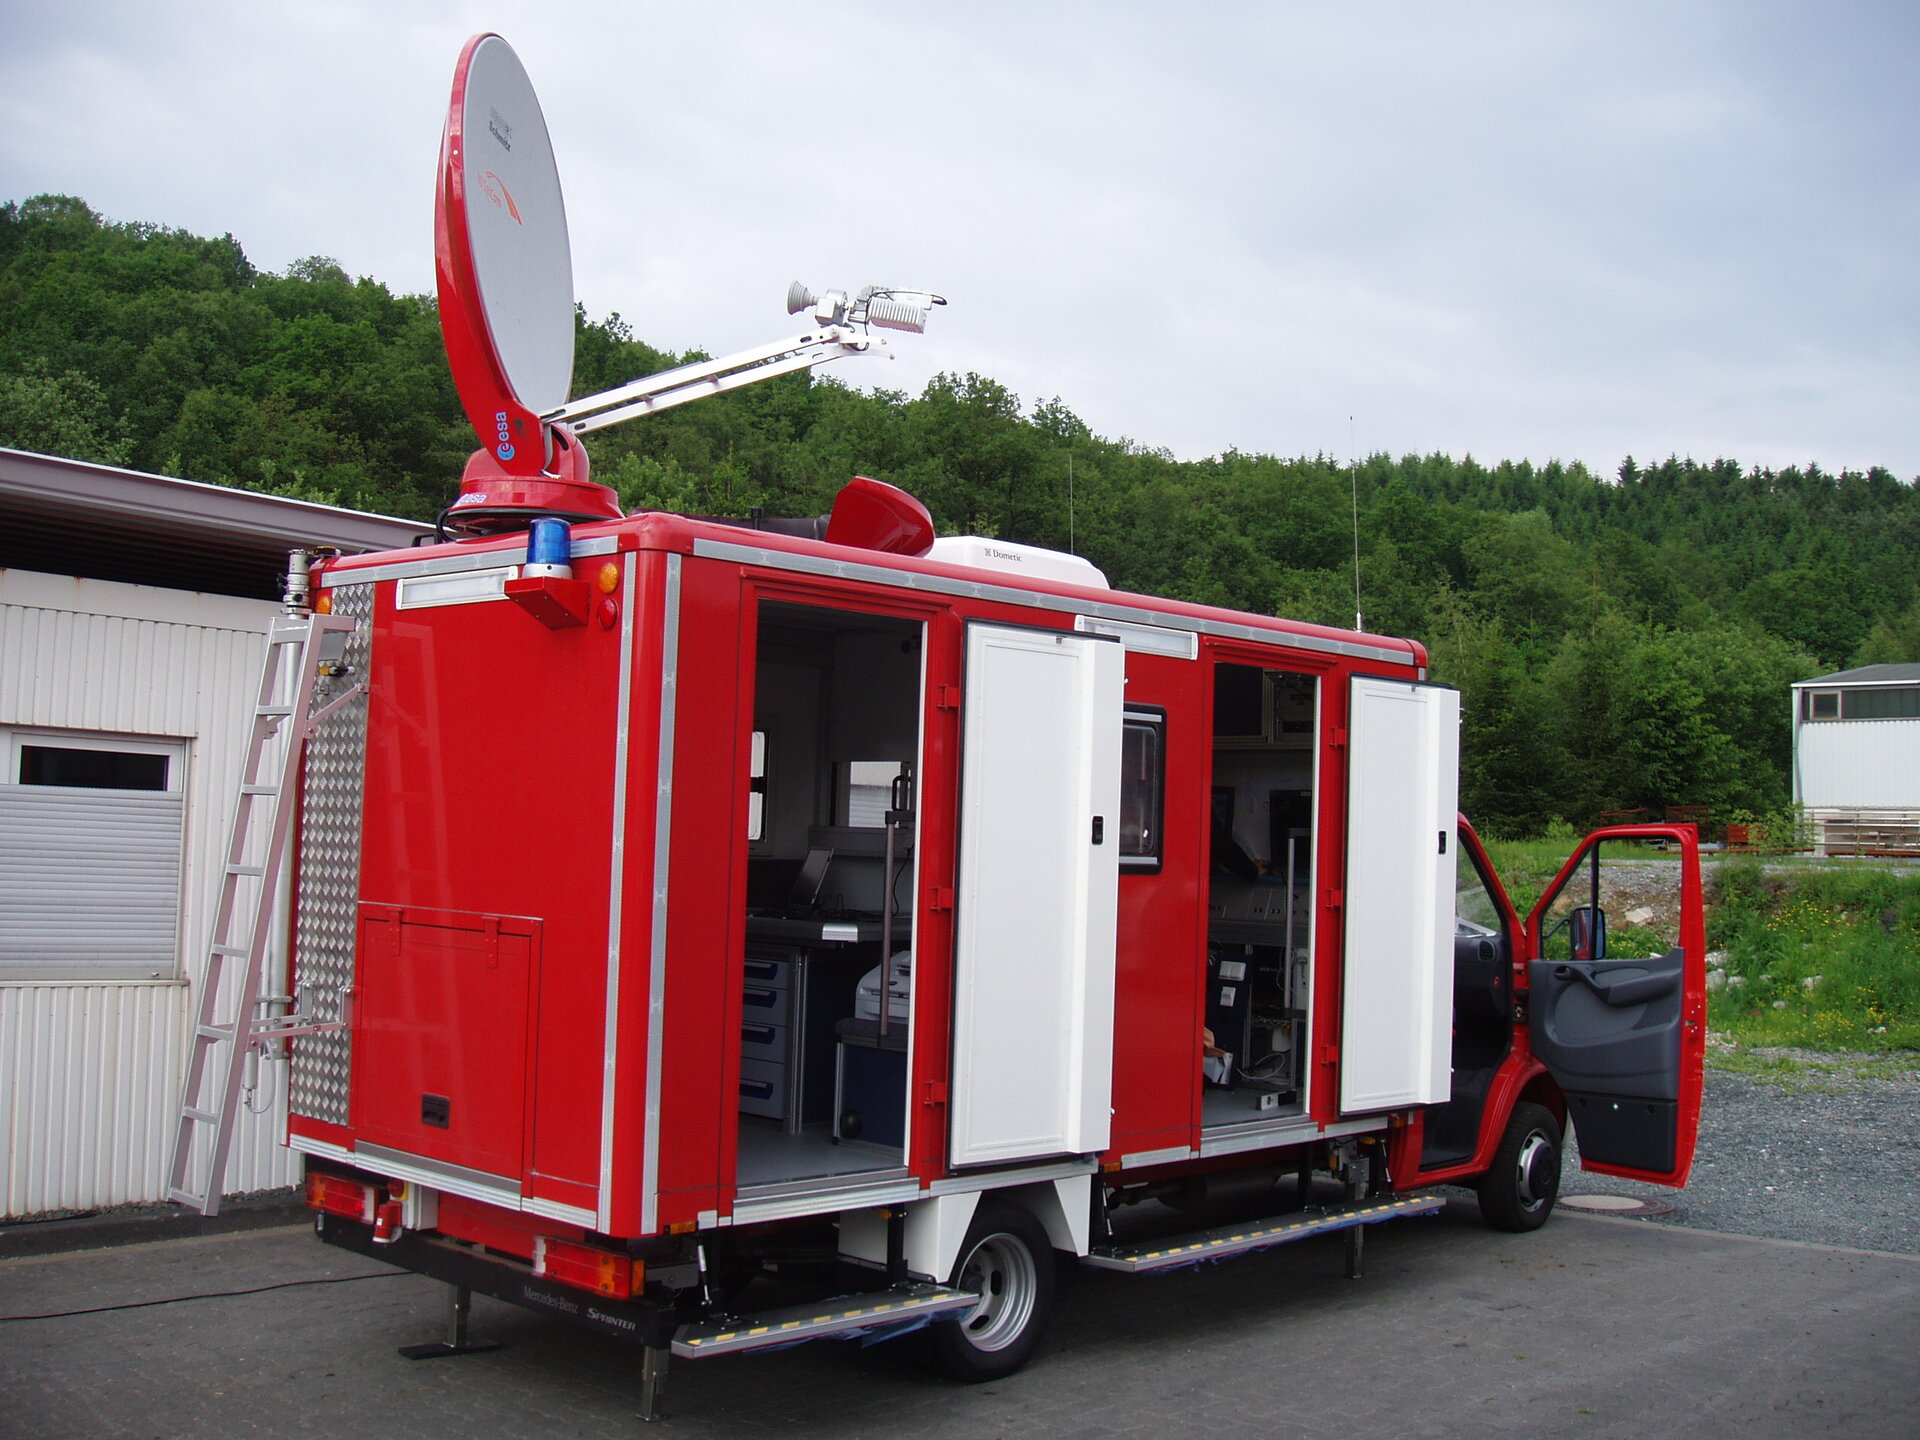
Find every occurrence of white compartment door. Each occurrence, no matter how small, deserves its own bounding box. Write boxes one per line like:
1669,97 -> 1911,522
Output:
949,624 -> 1123,1167
1339,676 -> 1460,1114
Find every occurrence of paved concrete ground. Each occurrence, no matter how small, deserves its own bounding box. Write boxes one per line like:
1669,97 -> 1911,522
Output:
3,1201 -> 1916,1439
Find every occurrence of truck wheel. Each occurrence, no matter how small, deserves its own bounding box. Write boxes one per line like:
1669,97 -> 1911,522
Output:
1477,1101 -> 1562,1232
925,1201 -> 1056,1382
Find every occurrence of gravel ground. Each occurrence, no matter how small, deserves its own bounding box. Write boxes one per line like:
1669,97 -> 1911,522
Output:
1553,1048 -> 1920,1254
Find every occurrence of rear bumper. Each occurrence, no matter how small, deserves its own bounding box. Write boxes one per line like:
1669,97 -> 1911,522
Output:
314,1211 -> 679,1349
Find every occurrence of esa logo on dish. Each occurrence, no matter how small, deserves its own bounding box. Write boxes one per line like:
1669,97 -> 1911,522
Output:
494,411 -> 515,461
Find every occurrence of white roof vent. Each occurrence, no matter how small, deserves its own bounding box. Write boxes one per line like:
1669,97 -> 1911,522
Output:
925,536 -> 1109,589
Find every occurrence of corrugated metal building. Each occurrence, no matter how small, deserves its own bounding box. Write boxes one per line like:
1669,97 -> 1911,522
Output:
1792,663 -> 1920,856
1,447 -> 430,1217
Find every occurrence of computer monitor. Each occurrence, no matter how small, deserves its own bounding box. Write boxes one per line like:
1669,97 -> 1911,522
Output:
786,847 -> 834,911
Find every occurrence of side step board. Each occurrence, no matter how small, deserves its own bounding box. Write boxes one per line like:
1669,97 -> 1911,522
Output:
673,1283 -> 979,1358
1084,1193 -> 1445,1273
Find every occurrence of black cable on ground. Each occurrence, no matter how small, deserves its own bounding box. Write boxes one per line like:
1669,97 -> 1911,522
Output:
0,1269 -> 410,1323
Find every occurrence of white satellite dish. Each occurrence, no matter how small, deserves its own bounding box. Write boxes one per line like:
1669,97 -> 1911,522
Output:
451,35 -> 575,417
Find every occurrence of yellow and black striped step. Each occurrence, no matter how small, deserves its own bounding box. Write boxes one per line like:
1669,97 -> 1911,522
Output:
1084,1193 -> 1445,1272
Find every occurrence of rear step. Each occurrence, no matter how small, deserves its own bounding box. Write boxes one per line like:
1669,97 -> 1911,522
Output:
672,1283 -> 979,1358
1084,1193 -> 1445,1273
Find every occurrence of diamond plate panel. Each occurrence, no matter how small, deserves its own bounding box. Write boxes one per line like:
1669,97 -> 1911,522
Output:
289,585 -> 373,1124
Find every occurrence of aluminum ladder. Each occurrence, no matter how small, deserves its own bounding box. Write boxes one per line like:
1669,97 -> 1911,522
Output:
166,608 -> 362,1215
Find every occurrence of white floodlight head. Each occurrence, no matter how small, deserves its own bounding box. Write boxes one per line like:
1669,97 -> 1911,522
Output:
790,281 -> 946,334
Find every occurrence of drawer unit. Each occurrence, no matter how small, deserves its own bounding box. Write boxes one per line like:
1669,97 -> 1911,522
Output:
743,952 -> 795,989
740,1020 -> 786,1065
740,983 -> 792,1027
738,1057 -> 786,1118
735,943 -> 870,1132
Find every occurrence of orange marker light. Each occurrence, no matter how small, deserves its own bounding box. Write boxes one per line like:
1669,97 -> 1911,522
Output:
532,1235 -> 640,1299
597,562 -> 620,594
304,1171 -> 377,1223
314,592 -> 333,614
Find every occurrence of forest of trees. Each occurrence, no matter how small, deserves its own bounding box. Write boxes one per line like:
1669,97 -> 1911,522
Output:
7,193 -> 1920,836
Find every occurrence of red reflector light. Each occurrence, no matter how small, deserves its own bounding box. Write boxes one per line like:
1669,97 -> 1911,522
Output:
305,1172 -> 378,1223
532,1236 -> 639,1300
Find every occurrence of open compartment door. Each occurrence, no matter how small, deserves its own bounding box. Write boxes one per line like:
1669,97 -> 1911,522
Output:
1339,677 -> 1460,1114
949,624 -> 1123,1167
1525,825 -> 1706,1185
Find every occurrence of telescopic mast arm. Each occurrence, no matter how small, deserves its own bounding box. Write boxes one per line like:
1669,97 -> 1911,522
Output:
544,284 -> 944,437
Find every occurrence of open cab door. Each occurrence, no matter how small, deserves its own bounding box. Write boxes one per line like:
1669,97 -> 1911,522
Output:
1524,826 -> 1706,1186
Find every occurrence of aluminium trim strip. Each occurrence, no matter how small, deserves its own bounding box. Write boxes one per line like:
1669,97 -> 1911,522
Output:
690,537 -> 1417,666
597,557 -> 638,1232
730,1178 -> 926,1226
1119,1144 -> 1196,1169
640,554 -> 681,1236
1197,1114 -> 1384,1160
319,535 -> 620,587
736,1166 -> 917,1206
522,1194 -> 601,1228
288,1134 -> 356,1166
348,1142 -> 522,1209
924,1156 -> 1099,1196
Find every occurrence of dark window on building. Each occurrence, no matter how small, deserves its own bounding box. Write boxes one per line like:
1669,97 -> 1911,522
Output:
1842,688 -> 1920,720
20,745 -> 170,790
1806,691 -> 1840,720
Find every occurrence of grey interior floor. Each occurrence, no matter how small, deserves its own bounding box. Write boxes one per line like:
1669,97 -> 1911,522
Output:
735,1119 -> 903,1189
1202,1084 -> 1305,1128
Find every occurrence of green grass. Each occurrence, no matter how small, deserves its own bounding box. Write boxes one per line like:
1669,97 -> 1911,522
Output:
1705,859 -> 1920,1053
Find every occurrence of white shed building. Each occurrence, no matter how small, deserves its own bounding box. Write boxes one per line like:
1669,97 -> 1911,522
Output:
1,447 -> 431,1218
1791,663 -> 1920,856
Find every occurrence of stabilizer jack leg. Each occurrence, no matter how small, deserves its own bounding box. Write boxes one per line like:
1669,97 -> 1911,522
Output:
1344,1172 -> 1366,1280
399,1283 -> 504,1360
640,1345 -> 669,1423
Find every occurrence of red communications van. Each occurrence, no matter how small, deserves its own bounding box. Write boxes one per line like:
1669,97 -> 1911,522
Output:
277,496 -> 1703,1412
169,33 -> 1705,1421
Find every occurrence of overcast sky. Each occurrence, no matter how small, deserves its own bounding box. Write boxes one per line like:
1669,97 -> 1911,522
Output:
5,2 -> 1916,478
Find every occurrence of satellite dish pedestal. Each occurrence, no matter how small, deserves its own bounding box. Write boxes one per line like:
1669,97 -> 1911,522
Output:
445,435 -> 618,534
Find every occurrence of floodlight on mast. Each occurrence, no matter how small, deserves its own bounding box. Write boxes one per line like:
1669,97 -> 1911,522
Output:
433,33 -> 942,534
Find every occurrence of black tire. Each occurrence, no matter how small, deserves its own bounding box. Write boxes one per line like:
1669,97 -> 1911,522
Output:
1476,1100 -> 1562,1232
924,1200 -> 1056,1382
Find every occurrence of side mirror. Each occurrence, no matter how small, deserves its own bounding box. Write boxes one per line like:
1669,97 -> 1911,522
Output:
1568,905 -> 1607,962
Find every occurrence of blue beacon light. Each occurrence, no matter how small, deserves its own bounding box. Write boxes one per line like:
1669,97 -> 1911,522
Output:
523,516 -> 572,579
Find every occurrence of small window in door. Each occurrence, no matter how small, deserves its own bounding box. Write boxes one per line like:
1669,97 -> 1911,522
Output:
1537,838 -> 1679,963
1119,708 -> 1165,871
1455,838 -> 1504,939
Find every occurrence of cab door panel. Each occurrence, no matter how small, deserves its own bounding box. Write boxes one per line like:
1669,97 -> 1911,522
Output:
1524,824 -> 1705,1186
1528,950 -> 1686,1174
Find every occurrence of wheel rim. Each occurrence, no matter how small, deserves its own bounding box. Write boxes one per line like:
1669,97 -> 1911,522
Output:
955,1232 -> 1037,1352
1514,1128 -> 1555,1211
